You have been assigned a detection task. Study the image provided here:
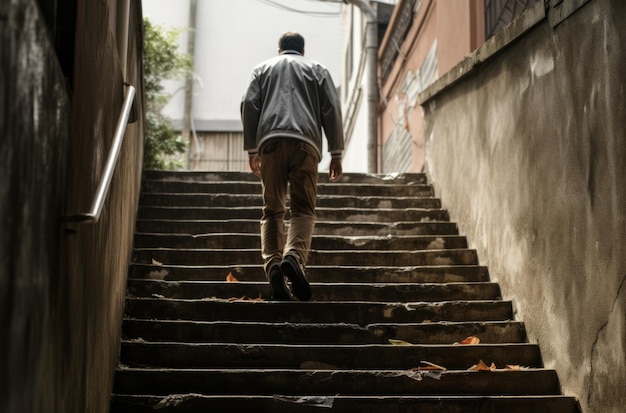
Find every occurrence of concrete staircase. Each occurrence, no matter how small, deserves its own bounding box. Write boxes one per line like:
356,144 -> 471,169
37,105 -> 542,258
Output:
111,171 -> 581,412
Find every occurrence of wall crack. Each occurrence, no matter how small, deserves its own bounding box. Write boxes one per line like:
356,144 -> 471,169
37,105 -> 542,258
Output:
586,273 -> 626,405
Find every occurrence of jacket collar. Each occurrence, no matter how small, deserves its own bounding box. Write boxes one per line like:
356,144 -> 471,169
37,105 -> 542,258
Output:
280,50 -> 302,56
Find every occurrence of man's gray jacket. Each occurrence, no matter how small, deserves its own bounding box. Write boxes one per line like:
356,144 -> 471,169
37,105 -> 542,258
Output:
241,50 -> 344,161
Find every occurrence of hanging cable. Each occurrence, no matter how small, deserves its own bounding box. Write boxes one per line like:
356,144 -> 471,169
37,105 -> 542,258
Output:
256,0 -> 341,17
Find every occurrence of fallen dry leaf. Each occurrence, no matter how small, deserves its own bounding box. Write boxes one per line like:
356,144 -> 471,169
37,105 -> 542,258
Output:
506,364 -> 524,370
226,294 -> 264,302
458,336 -> 480,345
469,360 -> 496,371
246,294 -> 264,302
226,273 -> 238,282
388,339 -> 413,346
413,361 -> 447,371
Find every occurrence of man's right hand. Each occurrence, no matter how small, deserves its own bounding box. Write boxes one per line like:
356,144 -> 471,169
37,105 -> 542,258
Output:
249,155 -> 261,177
329,158 -> 343,182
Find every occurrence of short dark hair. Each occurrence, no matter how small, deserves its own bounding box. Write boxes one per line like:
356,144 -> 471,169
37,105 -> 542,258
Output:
278,32 -> 305,53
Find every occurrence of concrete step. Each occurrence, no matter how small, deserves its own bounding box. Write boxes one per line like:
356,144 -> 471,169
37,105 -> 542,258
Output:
135,219 -> 458,236
121,319 -> 528,344
132,233 -> 468,250
141,179 -> 435,197
112,368 -> 562,397
127,280 -> 501,302
112,171 -> 580,412
111,394 -> 581,413
137,206 -> 450,222
139,193 -> 442,209
132,248 -> 478,267
119,342 -> 543,370
124,298 -> 513,324
141,170 -> 429,185
128,263 -> 491,283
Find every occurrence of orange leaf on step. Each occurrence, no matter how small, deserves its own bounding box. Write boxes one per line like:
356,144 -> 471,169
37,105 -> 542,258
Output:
469,360 -> 496,371
459,336 -> 480,345
226,273 -> 238,282
414,361 -> 447,371
243,293 -> 264,302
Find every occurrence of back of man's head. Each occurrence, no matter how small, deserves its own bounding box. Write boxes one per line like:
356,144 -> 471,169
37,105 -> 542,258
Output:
278,32 -> 305,54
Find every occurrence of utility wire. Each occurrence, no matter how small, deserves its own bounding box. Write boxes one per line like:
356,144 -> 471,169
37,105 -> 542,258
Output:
256,0 -> 341,17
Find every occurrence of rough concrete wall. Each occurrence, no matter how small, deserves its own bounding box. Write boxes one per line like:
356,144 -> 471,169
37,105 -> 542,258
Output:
421,1 -> 625,412
63,1 -> 144,411
1,1 -> 71,411
1,0 -> 144,412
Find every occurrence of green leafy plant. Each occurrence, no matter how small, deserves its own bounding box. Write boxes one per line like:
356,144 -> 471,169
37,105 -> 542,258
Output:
143,18 -> 192,170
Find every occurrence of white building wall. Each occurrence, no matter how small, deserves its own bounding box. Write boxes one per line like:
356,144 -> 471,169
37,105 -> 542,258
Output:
142,0 -> 190,122
143,0 -> 343,133
143,0 -> 404,173
339,4 -> 369,172
342,98 -> 369,171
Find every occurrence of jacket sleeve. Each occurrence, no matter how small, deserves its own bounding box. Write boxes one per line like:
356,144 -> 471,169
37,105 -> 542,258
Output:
241,70 -> 262,156
318,68 -> 344,159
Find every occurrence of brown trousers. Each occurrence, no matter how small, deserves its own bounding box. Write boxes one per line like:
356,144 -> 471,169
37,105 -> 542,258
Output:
259,139 -> 319,277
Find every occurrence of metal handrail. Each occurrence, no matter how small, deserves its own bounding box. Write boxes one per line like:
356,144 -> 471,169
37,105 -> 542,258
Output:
63,83 -> 136,224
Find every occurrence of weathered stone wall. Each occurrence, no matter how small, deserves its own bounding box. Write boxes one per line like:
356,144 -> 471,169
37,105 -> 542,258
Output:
1,1 -> 70,411
420,1 -> 625,412
1,0 -> 144,412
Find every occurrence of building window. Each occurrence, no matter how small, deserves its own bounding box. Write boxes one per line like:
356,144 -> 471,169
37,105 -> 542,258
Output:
380,0 -> 417,84
484,0 -> 537,39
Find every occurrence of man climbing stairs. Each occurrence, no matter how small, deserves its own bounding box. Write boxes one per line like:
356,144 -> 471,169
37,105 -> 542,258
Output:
110,171 -> 581,412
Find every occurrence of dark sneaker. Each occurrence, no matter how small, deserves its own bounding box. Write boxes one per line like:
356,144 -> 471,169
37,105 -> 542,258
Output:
280,255 -> 311,301
269,266 -> 291,300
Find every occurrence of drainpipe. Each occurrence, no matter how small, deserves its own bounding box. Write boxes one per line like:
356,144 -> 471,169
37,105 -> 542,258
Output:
345,0 -> 378,173
184,0 -> 198,169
